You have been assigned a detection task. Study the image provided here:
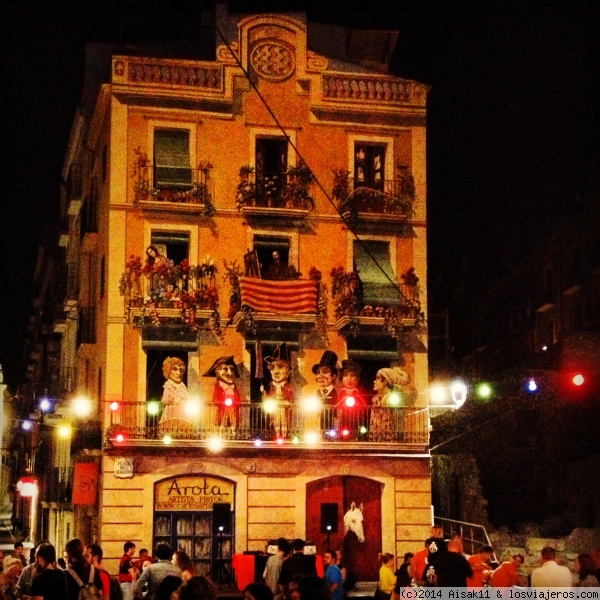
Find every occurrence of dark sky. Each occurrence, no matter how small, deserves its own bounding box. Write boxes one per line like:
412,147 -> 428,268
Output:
2,1 -> 599,388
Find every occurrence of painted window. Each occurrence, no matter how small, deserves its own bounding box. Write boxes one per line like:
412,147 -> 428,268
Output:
154,129 -> 192,189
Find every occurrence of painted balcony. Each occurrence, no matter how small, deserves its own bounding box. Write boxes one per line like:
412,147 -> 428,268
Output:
105,401 -> 429,452
236,166 -> 314,226
119,258 -> 219,329
133,161 -> 215,216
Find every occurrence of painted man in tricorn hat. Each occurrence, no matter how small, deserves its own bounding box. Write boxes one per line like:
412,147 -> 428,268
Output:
203,356 -> 242,435
263,343 -> 295,437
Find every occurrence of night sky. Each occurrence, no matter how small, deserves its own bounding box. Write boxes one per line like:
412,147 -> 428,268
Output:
2,1 -> 599,389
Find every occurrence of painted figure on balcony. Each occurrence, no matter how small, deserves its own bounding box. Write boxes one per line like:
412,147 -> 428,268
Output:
336,359 -> 368,436
159,357 -> 194,435
263,343 -> 295,437
204,356 -> 242,436
264,250 -> 297,280
369,367 -> 409,441
145,245 -> 169,270
312,350 -> 338,432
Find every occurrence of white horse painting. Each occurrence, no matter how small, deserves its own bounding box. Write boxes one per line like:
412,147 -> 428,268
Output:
343,501 -> 365,543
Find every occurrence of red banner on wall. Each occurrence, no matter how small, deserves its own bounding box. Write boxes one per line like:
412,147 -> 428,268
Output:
72,462 -> 99,505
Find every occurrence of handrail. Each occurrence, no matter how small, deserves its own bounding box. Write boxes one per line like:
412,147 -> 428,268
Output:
106,401 -> 429,445
434,516 -> 497,560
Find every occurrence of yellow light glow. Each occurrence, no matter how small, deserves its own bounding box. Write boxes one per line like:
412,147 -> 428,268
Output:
207,436 -> 224,452
304,431 -> 320,445
302,396 -> 321,413
58,424 -> 72,439
184,398 -> 201,418
429,386 -> 447,404
292,436 -> 300,444
110,401 -> 119,411
72,396 -> 92,418
147,401 -> 160,416
163,434 -> 173,445
388,391 -> 401,406
263,399 -> 278,414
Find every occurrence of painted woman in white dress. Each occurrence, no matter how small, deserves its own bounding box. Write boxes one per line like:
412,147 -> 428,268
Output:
158,357 -> 194,436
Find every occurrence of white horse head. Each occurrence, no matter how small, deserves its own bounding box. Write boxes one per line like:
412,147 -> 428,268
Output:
344,501 -> 365,543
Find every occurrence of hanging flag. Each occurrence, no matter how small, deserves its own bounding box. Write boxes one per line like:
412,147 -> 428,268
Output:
72,462 -> 99,505
239,277 -> 318,314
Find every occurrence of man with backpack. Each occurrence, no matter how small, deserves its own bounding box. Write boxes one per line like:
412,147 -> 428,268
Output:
64,538 -> 104,600
85,544 -> 123,600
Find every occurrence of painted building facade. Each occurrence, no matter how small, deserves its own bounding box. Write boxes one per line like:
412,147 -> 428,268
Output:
55,8 -> 431,580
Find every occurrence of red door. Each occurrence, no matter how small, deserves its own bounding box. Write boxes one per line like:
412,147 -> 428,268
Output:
306,476 -> 382,581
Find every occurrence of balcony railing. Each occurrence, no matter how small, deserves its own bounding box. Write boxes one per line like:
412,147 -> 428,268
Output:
332,274 -> 421,321
106,402 -> 429,446
236,166 -> 314,211
134,163 -> 214,211
340,178 -> 414,217
77,307 -> 96,345
41,466 -> 73,503
120,258 -> 218,327
71,420 -> 102,454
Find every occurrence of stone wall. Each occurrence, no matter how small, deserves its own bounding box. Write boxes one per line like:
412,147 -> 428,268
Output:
489,527 -> 600,581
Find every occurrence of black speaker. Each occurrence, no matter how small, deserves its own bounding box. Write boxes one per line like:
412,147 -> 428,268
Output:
212,503 -> 231,534
320,503 -> 338,533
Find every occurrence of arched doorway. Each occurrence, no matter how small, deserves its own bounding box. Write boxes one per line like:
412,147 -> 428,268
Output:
306,476 -> 382,581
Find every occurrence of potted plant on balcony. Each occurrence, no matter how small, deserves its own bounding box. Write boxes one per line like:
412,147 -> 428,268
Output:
281,163 -> 314,209
236,165 -> 256,209
387,164 -> 416,216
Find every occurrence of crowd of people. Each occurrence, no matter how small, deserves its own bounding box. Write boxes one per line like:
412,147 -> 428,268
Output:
375,525 -> 600,595
1,531 -> 599,600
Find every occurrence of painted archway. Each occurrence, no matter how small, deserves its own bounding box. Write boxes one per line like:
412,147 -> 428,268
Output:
306,476 -> 382,581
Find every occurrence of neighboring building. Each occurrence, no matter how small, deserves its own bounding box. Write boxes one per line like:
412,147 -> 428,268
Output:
16,7 -> 432,578
430,154 -> 600,529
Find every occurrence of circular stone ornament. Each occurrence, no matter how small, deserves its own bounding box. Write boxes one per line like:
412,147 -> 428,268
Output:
250,40 -> 296,81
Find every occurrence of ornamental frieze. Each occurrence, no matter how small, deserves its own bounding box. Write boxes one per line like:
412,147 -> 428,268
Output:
322,75 -> 426,106
127,61 -> 222,89
250,39 -> 296,81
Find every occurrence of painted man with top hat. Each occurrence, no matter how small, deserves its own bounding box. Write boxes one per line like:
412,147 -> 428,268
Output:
263,343 -> 295,437
203,356 -> 242,435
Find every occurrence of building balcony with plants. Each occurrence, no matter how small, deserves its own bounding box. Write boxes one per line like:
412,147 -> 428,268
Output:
119,255 -> 220,331
332,164 -> 416,229
132,150 -> 215,216
235,164 -> 314,226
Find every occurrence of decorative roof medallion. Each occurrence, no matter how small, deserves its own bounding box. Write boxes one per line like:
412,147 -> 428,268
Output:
250,39 -> 296,81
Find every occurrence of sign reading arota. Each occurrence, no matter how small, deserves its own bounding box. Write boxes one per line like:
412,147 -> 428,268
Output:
154,475 -> 234,512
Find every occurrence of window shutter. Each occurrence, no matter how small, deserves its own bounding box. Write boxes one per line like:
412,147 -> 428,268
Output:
154,129 -> 192,188
353,240 -> 399,305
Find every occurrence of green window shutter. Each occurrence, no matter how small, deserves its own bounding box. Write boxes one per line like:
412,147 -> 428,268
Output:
154,129 -> 192,188
353,240 -> 399,305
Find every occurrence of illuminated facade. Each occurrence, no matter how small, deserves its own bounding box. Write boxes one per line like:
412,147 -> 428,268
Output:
54,8 -> 431,579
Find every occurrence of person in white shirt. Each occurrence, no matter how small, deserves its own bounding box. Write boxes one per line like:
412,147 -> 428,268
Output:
531,546 -> 573,588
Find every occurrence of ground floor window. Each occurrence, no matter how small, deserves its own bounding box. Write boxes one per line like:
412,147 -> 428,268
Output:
154,475 -> 235,577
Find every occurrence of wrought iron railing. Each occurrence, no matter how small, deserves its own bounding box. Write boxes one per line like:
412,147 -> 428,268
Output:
332,277 -> 420,320
41,466 -> 73,503
120,260 -> 218,322
338,177 -> 414,217
106,401 -> 429,445
135,163 -> 214,206
71,420 -> 102,454
236,168 -> 314,210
